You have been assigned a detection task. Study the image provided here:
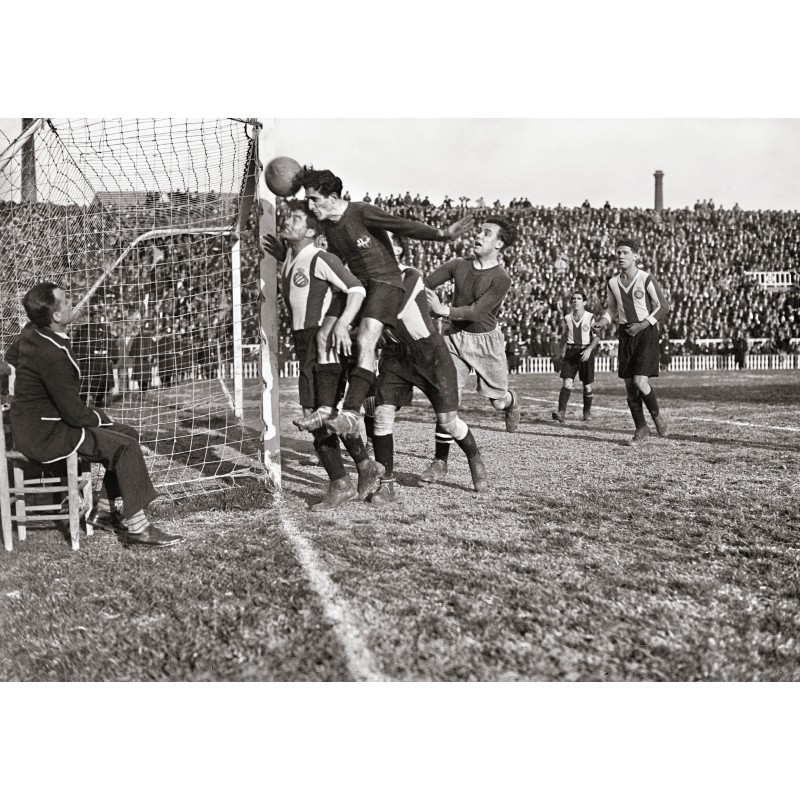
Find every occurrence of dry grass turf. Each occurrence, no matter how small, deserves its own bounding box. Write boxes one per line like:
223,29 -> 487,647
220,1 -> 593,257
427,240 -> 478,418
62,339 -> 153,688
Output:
1,369 -> 798,681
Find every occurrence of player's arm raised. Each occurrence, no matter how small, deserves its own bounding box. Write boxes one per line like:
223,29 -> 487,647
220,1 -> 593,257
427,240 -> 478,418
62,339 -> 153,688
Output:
362,203 -> 473,243
260,233 -> 287,262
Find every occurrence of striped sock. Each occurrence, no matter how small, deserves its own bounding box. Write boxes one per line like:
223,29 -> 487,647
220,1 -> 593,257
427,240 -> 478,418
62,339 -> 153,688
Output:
125,510 -> 149,533
435,424 -> 453,461
97,496 -> 112,513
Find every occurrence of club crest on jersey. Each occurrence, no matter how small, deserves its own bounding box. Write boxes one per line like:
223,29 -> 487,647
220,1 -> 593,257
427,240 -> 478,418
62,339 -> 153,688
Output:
356,236 -> 371,249
582,323 -> 590,332
634,288 -> 645,299
293,270 -> 309,288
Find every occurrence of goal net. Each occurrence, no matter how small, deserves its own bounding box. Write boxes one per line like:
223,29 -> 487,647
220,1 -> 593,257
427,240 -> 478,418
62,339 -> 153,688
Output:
0,118 -> 272,500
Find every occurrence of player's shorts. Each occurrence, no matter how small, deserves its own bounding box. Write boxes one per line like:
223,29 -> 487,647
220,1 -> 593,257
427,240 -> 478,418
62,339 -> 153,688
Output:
443,325 -> 509,400
355,279 -> 406,329
375,335 -> 459,413
326,292 -> 346,320
560,345 -> 595,384
618,323 -> 660,379
292,327 -> 319,408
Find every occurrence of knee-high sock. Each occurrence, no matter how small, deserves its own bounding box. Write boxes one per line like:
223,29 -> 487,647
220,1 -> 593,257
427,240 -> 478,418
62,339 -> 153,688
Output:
453,428 -> 479,459
313,429 -> 347,482
372,433 -> 394,478
342,366 -> 375,413
341,434 -> 369,465
626,389 -> 647,428
558,387 -> 571,413
640,387 -> 660,420
583,388 -> 593,415
434,423 -> 453,461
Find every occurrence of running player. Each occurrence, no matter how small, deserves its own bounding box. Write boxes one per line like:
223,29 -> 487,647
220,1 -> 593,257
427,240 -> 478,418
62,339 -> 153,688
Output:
295,168 -> 474,438
368,233 -> 487,504
593,237 -> 671,446
276,199 -> 383,510
421,216 -> 520,483
552,288 -> 600,423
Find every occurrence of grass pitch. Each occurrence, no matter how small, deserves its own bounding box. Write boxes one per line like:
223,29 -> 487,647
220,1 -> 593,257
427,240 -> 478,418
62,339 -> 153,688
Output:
1,369 -> 798,680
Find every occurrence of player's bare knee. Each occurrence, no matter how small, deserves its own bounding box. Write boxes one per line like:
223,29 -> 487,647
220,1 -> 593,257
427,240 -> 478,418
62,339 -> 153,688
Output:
440,415 -> 467,439
563,378 -> 574,390
633,376 -> 650,393
373,404 -> 396,436
490,394 -> 509,411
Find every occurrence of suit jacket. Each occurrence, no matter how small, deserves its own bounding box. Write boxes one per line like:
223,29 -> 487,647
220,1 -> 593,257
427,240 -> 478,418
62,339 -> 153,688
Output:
7,323 -> 113,463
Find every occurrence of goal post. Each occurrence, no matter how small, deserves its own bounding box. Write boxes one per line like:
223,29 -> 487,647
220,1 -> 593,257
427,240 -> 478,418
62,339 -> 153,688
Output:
0,117 -> 280,500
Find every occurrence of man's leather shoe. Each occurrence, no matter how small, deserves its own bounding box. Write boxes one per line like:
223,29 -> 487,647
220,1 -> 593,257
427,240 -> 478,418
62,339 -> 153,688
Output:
369,479 -> 397,505
356,458 -> 385,500
87,507 -> 128,533
468,455 -> 488,492
311,477 -> 357,512
419,458 -> 448,483
125,525 -> 183,547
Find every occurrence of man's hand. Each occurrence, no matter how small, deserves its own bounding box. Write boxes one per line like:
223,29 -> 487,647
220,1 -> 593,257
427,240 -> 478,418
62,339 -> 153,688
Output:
260,233 -> 287,262
330,319 -> 353,356
591,319 -> 609,336
580,349 -> 593,362
552,356 -> 563,373
425,288 -> 448,317
626,321 -> 650,337
445,214 -> 474,240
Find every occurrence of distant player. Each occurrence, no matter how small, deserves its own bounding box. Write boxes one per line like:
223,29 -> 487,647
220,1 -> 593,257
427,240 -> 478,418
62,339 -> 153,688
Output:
593,237 -> 670,446
294,168 -> 474,438
275,199 -> 383,510
552,289 -> 599,423
422,216 -> 521,483
368,233 -> 487,504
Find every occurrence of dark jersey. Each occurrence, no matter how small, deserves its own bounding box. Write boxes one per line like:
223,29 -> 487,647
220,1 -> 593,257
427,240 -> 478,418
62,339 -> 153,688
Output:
321,201 -> 446,287
424,257 -> 512,334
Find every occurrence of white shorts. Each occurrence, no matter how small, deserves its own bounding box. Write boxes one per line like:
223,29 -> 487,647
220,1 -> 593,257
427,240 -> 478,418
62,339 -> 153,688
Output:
444,326 -> 509,400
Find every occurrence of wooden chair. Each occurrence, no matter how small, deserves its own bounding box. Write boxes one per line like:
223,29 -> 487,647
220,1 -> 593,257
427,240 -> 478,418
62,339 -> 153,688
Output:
1,402 -> 94,552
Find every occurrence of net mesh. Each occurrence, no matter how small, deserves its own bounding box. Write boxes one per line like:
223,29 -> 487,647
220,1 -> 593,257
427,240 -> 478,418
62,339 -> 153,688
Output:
0,118 -> 266,499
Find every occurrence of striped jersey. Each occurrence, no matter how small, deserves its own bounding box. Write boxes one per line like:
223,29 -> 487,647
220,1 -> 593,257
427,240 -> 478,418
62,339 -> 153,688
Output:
385,265 -> 438,344
281,244 -> 365,331
604,268 -> 670,326
563,310 -> 595,347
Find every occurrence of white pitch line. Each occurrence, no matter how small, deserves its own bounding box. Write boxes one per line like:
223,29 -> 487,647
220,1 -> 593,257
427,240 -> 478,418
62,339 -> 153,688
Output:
276,499 -> 388,682
519,395 -> 800,433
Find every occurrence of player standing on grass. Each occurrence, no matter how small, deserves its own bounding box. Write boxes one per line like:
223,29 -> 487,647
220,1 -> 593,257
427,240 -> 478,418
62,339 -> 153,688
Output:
273,199 -> 384,510
368,233 -> 487,503
421,217 -> 520,484
593,237 -> 670,446
552,289 -> 600,423
294,169 -> 474,438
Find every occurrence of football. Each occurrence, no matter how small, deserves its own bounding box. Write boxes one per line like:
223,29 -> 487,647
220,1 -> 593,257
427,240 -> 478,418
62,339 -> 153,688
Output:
264,156 -> 303,197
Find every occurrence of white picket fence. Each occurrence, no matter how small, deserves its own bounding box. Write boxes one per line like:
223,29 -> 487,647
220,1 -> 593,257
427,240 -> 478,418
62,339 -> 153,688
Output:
118,353 -> 799,388
271,353 -> 800,379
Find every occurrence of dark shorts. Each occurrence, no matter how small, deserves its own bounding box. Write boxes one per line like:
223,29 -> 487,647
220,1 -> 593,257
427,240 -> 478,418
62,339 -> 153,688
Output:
356,279 -> 406,330
560,345 -> 595,384
618,324 -> 660,379
376,335 -> 459,413
292,327 -> 319,408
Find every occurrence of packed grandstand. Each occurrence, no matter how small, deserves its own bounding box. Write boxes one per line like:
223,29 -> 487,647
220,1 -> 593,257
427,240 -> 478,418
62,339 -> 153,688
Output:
2,192 -> 799,379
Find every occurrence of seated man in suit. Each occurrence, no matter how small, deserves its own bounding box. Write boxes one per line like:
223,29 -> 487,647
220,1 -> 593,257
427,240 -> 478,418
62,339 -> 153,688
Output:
6,282 -> 182,548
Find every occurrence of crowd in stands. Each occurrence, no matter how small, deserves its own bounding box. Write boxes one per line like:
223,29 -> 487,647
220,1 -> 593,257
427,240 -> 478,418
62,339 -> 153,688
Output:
2,193 -> 799,375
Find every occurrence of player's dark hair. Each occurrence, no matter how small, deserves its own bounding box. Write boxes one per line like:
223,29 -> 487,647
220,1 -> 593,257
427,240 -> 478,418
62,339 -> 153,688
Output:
485,216 -> 517,249
616,236 -> 639,252
391,233 -> 409,257
22,282 -> 62,327
285,199 -> 319,237
301,169 -> 343,198
571,288 -> 587,302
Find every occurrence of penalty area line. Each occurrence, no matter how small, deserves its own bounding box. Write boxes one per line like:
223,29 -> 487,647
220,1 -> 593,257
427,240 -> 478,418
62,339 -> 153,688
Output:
519,395 -> 800,433
275,498 -> 388,682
